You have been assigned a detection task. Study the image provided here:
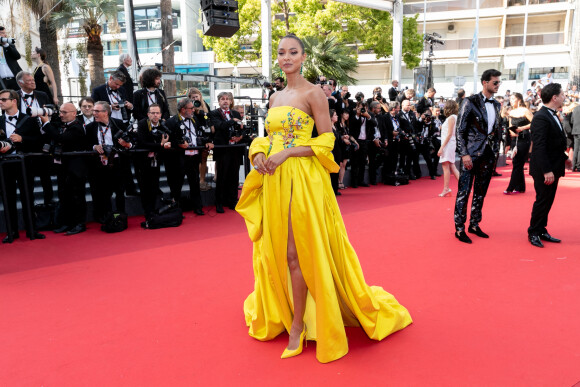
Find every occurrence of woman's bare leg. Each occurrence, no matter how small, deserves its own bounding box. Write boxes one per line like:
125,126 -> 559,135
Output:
442,162 -> 450,191
450,162 -> 460,180
286,204 -> 307,351
339,160 -> 347,186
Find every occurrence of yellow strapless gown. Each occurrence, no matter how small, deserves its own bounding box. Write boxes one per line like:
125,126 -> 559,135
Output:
236,106 -> 412,363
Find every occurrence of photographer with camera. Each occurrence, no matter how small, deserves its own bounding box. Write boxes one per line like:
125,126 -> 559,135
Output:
274,76 -> 286,91
396,88 -> 415,104
322,84 -> 337,111
367,101 -> 389,185
43,103 -> 89,236
187,87 -> 214,192
86,101 -> 132,223
385,101 -> 407,177
165,98 -> 214,216
350,95 -> 373,188
117,54 -> 135,104
0,89 -> 45,242
208,92 -> 247,213
0,26 -> 22,90
367,87 -> 388,114
416,88 -> 436,115
135,104 -> 170,220
91,71 -> 134,124
388,80 -> 399,102
398,100 -> 421,179
133,67 -> 170,122
415,110 -> 438,180
336,85 -> 353,117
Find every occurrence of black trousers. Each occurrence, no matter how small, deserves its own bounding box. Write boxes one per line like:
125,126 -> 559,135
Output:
89,158 -> 126,221
367,143 -> 383,185
417,142 -> 436,177
166,153 -> 202,210
528,175 -> 559,236
386,141 -> 399,175
454,146 -> 495,231
2,161 -> 36,234
55,161 -> 87,227
215,149 -> 242,207
137,157 -> 161,219
350,140 -> 369,186
33,157 -> 54,204
506,137 -> 531,192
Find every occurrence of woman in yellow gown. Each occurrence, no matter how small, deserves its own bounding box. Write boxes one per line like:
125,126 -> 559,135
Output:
236,34 -> 412,363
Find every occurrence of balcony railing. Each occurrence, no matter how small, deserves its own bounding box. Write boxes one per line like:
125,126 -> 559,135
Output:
103,17 -> 179,34
432,37 -> 501,50
508,0 -> 568,6
404,0 -> 503,14
505,32 -> 564,46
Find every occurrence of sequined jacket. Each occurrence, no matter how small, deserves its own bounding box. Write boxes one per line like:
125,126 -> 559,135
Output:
456,93 -> 502,158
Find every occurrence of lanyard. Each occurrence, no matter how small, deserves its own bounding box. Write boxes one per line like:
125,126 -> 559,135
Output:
22,94 -> 34,109
147,91 -> 156,105
391,115 -> 400,130
99,125 -> 109,144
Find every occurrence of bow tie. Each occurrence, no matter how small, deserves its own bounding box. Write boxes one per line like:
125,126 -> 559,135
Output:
223,110 -> 231,116
484,98 -> 494,104
148,90 -> 155,95
7,115 -> 17,121
23,94 -> 33,99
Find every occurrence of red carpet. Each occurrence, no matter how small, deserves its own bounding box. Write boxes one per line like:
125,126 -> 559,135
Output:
1,166 -> 579,386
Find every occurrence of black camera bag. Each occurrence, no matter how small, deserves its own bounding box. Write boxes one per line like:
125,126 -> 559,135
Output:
144,207 -> 183,229
34,203 -> 57,231
101,212 -> 128,233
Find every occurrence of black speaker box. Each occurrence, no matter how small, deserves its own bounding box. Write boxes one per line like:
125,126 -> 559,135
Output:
204,8 -> 239,21
202,15 -> 240,38
201,0 -> 238,10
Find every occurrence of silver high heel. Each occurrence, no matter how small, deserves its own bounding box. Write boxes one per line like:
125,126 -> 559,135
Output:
438,188 -> 452,197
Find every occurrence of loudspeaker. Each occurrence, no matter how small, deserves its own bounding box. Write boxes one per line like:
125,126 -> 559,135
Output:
201,0 -> 240,38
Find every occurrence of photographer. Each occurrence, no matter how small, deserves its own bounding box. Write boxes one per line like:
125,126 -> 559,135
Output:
274,76 -> 285,91
0,26 -> 22,90
366,87 -> 388,114
396,88 -> 415,104
208,92 -> 247,213
133,67 -> 170,122
367,101 -> 388,185
85,101 -> 132,223
337,85 -> 353,116
91,71 -> 134,123
349,97 -> 373,188
188,87 -> 214,192
43,103 -> 89,236
398,100 -> 421,179
0,89 -> 45,242
416,110 -> 438,179
165,98 -> 214,216
416,88 -> 436,115
117,54 -> 134,104
136,104 -> 169,220
388,80 -> 399,102
322,84 -> 337,111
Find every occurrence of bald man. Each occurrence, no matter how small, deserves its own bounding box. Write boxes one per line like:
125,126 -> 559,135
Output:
43,102 -> 90,235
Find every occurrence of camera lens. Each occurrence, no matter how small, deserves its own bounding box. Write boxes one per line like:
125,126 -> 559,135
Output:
193,100 -> 201,108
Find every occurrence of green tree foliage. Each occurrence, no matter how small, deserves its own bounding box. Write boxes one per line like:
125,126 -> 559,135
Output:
200,0 -> 423,72
302,35 -> 358,85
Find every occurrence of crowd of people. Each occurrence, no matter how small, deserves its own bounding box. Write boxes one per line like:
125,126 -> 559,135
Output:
1,28 -> 578,245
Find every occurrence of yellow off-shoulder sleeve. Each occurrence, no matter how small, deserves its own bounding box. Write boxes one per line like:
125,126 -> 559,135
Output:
248,137 -> 270,165
304,132 -> 340,173
235,169 -> 264,242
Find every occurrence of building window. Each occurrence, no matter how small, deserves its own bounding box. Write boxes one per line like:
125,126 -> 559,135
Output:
115,8 -> 180,33
104,40 -> 182,56
505,14 -> 565,47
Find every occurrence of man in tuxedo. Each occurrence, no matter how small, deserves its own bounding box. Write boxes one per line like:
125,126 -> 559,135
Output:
0,27 -> 22,90
132,67 -> 170,122
416,88 -> 436,115
349,100 -> 374,187
336,85 -> 353,117
454,69 -> 502,243
527,83 -> 572,248
85,101 -> 132,223
367,101 -> 388,185
322,84 -> 337,112
77,97 -> 95,129
91,71 -> 134,123
117,54 -> 134,104
0,89 -> 45,242
165,98 -> 214,215
398,100 -> 420,179
366,87 -> 388,114
208,92 -> 246,213
388,80 -> 399,102
44,103 -> 89,236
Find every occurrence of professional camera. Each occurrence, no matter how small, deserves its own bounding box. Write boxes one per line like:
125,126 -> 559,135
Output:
27,104 -> 58,117
193,100 -> 202,108
263,81 -> 271,88
229,120 -> 248,138
113,122 -> 137,145
197,125 -> 212,146
355,92 -> 364,103
0,136 -> 13,152
150,121 -> 171,143
423,115 -> 432,124
375,92 -> 383,101
114,98 -> 130,122
42,140 -> 63,159
396,131 -> 416,151
0,37 -> 15,45
315,76 -> 327,85
343,92 -> 351,100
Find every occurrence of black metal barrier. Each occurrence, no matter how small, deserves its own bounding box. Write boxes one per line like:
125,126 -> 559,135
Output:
0,143 -> 251,234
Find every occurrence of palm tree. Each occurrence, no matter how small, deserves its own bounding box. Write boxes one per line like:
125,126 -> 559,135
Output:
52,0 -> 118,89
301,35 -> 358,85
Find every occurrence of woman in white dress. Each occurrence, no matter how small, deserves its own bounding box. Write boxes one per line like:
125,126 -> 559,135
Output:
437,100 -> 460,197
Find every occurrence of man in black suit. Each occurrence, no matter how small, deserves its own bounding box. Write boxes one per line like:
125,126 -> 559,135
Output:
208,92 -> 246,213
117,54 -> 134,104
454,69 -> 502,243
132,67 -> 170,122
416,88 -> 436,115
0,27 -> 22,90
91,71 -> 133,123
85,101 -> 132,223
15,71 -> 50,113
527,83 -> 572,248
77,97 -> 95,129
398,99 -> 420,179
165,98 -> 214,215
336,85 -> 353,117
43,103 -> 89,236
388,80 -> 399,102
0,89 -> 45,242
322,84 -> 337,112
367,101 -> 388,185
349,100 -> 374,187
366,87 -> 388,114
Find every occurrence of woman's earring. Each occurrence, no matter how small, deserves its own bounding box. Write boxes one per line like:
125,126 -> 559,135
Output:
300,63 -> 303,75
279,68 -> 283,76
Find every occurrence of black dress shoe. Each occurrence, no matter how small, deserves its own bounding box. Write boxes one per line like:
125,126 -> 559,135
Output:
65,224 -> 86,236
216,204 -> 225,213
360,183 -> 370,187
430,176 -> 436,180
53,225 -> 70,233
2,233 -> 19,243
492,171 -> 502,177
194,208 -> 205,216
26,232 -> 46,240
409,175 -> 417,180
455,230 -> 472,244
335,191 -> 342,196
540,232 -> 561,243
528,235 -> 544,248
351,184 -> 358,188
436,173 -> 442,177
468,225 -> 489,238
